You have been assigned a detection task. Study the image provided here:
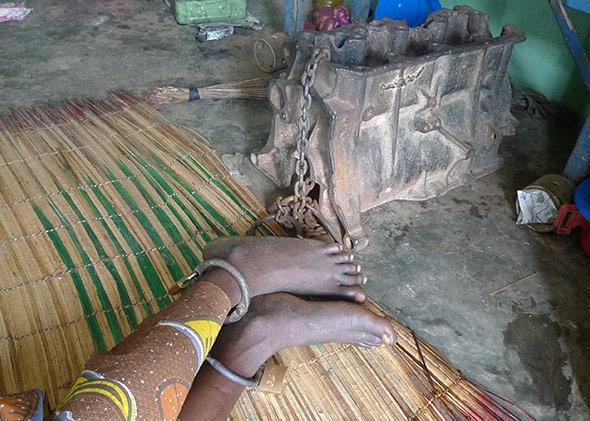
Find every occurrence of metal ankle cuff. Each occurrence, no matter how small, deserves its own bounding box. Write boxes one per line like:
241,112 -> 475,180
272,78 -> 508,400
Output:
206,356 -> 261,389
179,258 -> 251,324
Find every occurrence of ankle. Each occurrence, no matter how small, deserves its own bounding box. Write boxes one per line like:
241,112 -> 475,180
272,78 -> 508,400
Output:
196,269 -> 242,308
204,238 -> 245,265
213,315 -> 276,378
204,241 -> 267,297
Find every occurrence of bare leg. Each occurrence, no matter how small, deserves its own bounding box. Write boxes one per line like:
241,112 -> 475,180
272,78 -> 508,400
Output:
57,237 -> 369,420
177,364 -> 243,420
179,293 -> 396,420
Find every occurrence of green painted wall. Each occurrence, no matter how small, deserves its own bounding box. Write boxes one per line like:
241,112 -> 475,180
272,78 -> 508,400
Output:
441,1 -> 590,115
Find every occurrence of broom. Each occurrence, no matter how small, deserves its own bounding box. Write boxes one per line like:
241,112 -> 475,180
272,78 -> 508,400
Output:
146,76 -> 272,106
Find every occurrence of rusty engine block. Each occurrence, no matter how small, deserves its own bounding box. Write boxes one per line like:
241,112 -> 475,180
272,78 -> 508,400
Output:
252,6 -> 525,249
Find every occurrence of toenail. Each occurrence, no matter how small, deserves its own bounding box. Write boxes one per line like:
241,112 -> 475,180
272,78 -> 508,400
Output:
356,264 -> 361,273
349,254 -> 355,262
363,276 -> 368,285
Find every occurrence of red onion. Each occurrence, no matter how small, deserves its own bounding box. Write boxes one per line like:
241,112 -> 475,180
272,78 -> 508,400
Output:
318,17 -> 338,31
314,7 -> 334,27
334,6 -> 350,25
313,5 -> 351,31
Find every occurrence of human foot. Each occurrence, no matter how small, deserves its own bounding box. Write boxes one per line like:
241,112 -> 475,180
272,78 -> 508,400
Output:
209,293 -> 397,378
203,236 -> 367,303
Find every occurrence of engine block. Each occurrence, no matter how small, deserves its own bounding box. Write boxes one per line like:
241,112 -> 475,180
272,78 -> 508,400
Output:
252,6 -> 525,249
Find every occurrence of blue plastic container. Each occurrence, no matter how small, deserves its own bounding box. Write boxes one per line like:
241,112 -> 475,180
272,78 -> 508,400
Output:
573,178 -> 590,255
574,178 -> 590,221
374,0 -> 442,27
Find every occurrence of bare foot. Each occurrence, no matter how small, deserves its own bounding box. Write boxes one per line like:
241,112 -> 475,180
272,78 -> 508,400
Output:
203,236 -> 367,303
209,293 -> 397,378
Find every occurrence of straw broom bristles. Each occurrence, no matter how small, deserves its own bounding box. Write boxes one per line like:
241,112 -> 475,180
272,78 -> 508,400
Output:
146,86 -> 190,106
146,76 -> 272,106
368,300 -> 534,420
197,76 -> 270,99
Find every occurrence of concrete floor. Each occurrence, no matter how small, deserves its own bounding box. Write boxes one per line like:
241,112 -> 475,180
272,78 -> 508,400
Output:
2,1 -> 590,419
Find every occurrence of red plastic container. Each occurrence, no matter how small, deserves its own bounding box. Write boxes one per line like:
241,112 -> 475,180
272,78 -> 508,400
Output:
554,204 -> 590,255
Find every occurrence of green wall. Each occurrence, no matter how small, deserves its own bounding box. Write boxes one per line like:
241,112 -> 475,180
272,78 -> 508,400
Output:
441,1 -> 590,115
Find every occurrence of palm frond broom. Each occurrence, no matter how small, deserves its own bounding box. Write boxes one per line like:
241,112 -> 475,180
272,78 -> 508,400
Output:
146,76 -> 271,106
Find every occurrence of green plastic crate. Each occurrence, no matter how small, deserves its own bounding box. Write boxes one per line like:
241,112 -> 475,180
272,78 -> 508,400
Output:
171,0 -> 247,24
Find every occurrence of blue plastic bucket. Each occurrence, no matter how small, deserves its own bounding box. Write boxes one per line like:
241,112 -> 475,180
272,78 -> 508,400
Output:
574,178 -> 590,221
374,0 -> 442,27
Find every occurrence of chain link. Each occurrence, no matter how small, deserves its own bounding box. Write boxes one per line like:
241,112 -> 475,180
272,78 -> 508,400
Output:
293,48 -> 323,203
249,47 -> 333,241
268,48 -> 330,240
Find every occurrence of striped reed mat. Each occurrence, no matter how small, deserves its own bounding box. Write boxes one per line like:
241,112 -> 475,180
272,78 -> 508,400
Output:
0,94 -> 525,419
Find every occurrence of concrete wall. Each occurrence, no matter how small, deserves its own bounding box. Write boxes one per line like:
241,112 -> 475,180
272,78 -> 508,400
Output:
440,1 -> 590,114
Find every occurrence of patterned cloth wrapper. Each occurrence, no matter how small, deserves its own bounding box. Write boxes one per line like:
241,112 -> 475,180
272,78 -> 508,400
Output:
52,281 -> 230,421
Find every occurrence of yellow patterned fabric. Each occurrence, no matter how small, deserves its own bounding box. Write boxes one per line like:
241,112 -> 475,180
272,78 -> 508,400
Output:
158,319 -> 222,365
56,371 -> 136,421
55,281 -> 230,421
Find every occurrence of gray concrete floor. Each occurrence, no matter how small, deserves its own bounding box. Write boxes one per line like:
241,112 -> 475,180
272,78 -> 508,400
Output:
2,1 -> 590,419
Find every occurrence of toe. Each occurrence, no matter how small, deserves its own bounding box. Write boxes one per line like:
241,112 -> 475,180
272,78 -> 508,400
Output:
332,252 -> 354,264
339,285 -> 367,303
357,336 -> 384,348
382,324 -> 397,346
363,314 -> 397,347
338,273 -> 365,286
340,263 -> 361,275
323,243 -> 344,255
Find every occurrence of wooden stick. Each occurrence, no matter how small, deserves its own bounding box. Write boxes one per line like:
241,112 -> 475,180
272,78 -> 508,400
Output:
489,272 -> 537,296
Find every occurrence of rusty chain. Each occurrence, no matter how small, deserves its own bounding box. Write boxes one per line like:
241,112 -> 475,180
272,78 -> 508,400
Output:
248,47 -> 340,242
293,48 -> 322,202
274,48 -> 329,239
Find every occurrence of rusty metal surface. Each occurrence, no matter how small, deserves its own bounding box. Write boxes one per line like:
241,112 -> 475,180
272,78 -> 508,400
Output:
252,6 -> 525,249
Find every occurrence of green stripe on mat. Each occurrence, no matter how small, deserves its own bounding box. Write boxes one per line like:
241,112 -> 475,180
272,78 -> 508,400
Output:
133,162 -> 199,240
150,155 -> 236,237
85,175 -> 172,310
130,154 -> 211,244
184,154 -> 258,222
56,180 -> 139,330
46,198 -> 123,344
116,160 -> 200,270
33,205 -> 107,352
102,168 -> 184,281
79,187 -> 153,318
